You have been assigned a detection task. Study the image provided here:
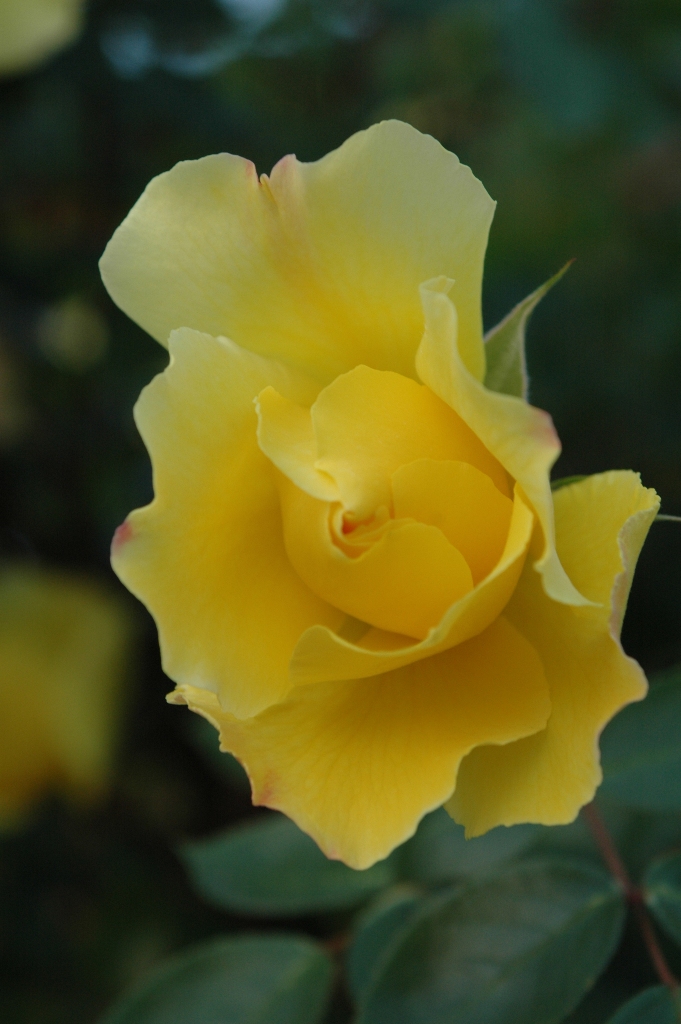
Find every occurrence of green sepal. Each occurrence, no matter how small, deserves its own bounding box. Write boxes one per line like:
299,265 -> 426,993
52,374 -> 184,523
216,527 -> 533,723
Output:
484,261 -> 573,400
551,474 -> 587,491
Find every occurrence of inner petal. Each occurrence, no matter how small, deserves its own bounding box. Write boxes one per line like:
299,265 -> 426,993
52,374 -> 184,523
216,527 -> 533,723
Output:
256,386 -> 338,502
332,504 -> 391,555
278,474 -> 474,640
311,365 -> 511,517
256,365 -> 511,517
392,460 -> 513,584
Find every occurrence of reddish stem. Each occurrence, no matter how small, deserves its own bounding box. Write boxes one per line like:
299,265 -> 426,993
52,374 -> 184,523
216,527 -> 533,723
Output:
582,802 -> 681,997
582,802 -> 632,895
324,931 -> 351,956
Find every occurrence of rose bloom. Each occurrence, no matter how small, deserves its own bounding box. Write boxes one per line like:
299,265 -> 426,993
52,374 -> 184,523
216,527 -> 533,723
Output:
0,566 -> 131,825
0,0 -> 85,76
101,122 -> 658,869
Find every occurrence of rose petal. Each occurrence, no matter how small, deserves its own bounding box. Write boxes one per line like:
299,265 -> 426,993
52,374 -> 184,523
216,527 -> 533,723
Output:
310,365 -> 510,516
169,615 -> 550,869
416,276 -> 590,607
392,459 -> 513,584
279,474 -> 474,640
257,364 -> 510,517
111,328 -> 341,720
447,470 -> 659,836
100,121 -> 493,383
256,386 -> 340,503
288,485 -> 534,684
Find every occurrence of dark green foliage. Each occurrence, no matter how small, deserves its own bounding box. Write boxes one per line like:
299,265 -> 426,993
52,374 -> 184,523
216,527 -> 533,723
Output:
179,813 -> 396,916
346,885 -> 423,1003
356,859 -> 626,1024
600,669 -> 681,811
644,852 -> 681,947
397,807 -> 540,885
606,986 -> 681,1024
186,716 -> 251,795
98,935 -> 333,1024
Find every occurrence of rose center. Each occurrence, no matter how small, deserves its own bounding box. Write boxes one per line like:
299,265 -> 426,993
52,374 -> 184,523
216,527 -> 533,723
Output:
257,363 -> 514,639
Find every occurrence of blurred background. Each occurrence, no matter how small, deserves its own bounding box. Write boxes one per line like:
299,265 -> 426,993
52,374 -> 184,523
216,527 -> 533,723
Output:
1,0 -> 680,1020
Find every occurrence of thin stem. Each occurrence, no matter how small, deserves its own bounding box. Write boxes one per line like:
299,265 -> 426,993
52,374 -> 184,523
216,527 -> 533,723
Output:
324,931 -> 351,956
656,514 -> 681,522
632,895 -> 680,992
582,802 -> 681,997
582,802 -> 632,894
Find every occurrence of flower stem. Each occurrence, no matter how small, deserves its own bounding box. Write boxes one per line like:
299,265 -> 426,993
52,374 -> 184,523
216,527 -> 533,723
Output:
582,801 -> 681,1010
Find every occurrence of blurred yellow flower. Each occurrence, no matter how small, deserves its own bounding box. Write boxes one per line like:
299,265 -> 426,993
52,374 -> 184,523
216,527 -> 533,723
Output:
100,121 -> 658,868
0,565 -> 131,824
0,0 -> 86,76
37,294 -> 110,373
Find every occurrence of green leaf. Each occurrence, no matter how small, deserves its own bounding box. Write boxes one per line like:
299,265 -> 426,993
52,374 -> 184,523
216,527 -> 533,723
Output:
599,668 -> 681,810
606,986 -> 681,1023
562,976 -> 641,1024
357,858 -> 625,1024
483,262 -> 572,399
551,475 -> 587,492
398,807 -> 540,885
99,934 -> 333,1024
531,801 -> 681,882
180,813 -> 396,916
644,851 -> 681,948
346,885 -> 423,1004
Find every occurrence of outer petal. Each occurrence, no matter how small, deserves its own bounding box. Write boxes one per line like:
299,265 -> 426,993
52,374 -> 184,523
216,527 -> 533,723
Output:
100,121 -> 493,383
111,328 -> 341,720
416,276 -> 589,607
0,0 -> 84,76
287,485 -> 534,685
169,616 -> 550,869
448,471 -> 659,836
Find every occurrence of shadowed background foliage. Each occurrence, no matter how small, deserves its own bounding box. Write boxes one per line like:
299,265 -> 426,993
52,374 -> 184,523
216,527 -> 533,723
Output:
1,1 -> 681,1021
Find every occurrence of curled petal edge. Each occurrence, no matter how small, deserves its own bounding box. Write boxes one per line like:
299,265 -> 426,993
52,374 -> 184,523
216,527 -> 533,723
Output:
447,470 -> 660,837
415,276 -> 592,608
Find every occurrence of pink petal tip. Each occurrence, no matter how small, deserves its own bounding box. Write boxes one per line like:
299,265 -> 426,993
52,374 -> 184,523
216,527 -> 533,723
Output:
111,519 -> 133,553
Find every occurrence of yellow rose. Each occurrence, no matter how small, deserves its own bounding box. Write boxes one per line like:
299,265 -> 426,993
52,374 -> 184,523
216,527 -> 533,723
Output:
100,121 -> 659,869
0,565 -> 132,824
0,0 -> 85,76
